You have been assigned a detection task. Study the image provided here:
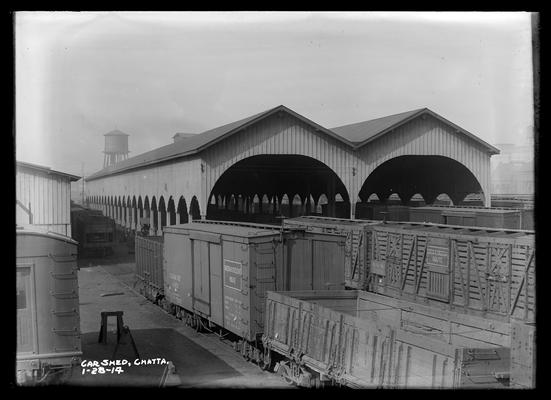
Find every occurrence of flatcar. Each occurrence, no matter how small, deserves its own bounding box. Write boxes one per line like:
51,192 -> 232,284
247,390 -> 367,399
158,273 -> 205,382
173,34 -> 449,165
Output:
16,226 -> 82,385
71,204 -> 116,257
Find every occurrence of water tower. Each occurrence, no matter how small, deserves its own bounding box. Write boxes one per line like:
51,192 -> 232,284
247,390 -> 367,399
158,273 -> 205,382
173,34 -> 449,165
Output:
103,130 -> 130,167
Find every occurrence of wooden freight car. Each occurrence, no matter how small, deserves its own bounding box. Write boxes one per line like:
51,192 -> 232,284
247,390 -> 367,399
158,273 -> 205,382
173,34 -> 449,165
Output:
162,221 -> 346,363
283,216 -> 382,290
366,222 -> 535,324
70,205 -> 116,257
263,290 -> 510,388
16,227 -> 82,385
409,206 -> 525,230
135,234 -> 164,304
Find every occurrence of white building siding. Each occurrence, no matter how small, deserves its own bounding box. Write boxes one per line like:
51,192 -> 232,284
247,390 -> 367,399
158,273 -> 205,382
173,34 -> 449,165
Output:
86,111 -> 493,216
16,168 -> 73,236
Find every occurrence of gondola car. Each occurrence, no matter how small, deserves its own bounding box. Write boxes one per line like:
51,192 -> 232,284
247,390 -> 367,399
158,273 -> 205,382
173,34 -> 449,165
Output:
263,290 -> 511,388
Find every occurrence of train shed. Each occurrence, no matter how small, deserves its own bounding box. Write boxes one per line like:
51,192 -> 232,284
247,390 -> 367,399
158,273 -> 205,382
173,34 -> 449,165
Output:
84,105 -> 499,234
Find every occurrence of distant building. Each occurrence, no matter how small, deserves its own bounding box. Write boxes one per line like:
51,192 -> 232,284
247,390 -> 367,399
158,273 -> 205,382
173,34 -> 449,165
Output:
491,136 -> 534,195
16,161 -> 80,236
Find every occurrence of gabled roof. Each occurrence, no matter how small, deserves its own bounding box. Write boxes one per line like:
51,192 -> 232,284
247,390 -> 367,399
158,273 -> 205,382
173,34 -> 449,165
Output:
86,105 -> 353,181
332,108 -> 425,143
86,105 -> 499,182
17,161 -> 81,181
332,107 -> 500,154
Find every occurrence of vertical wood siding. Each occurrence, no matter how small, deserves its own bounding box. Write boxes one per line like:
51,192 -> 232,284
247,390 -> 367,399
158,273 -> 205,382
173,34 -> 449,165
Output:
86,112 -> 493,214
86,157 -> 203,219
16,169 -> 72,236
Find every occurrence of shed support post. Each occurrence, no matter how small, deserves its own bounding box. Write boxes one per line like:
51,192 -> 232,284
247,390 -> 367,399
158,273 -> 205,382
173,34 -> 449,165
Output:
328,176 -> 336,217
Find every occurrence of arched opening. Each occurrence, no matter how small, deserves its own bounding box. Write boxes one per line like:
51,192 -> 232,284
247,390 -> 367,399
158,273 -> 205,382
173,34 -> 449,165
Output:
409,193 -> 426,207
387,193 -> 402,204
177,196 -> 189,224
159,196 -> 167,232
126,196 -> 131,227
237,194 -> 244,213
143,196 -> 150,225
116,197 -> 121,223
109,196 -> 114,219
190,196 -> 201,220
252,194 -> 261,214
132,196 -> 138,230
151,197 -> 158,234
317,194 -> 328,215
207,154 -> 349,222
167,197 -> 176,226
291,194 -> 302,218
280,194 -> 290,217
435,193 -> 453,206
356,155 -> 484,217
137,196 -> 143,221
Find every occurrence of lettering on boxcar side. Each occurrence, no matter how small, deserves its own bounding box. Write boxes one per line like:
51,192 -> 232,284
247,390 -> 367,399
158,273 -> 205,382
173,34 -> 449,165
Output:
223,259 -> 242,291
224,295 -> 243,332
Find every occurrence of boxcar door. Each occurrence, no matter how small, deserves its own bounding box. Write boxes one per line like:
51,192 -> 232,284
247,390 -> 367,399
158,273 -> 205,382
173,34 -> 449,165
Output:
285,236 -> 313,290
425,237 -> 451,302
192,240 -> 211,316
16,264 -> 35,354
313,236 -> 345,290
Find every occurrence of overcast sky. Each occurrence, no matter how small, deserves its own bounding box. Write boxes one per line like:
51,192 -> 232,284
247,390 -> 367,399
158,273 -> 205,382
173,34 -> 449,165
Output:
15,11 -> 535,177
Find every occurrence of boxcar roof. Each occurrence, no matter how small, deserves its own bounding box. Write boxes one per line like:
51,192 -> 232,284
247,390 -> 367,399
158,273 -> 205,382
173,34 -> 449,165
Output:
284,216 -> 382,227
376,221 -> 534,239
164,222 -> 282,238
16,225 -> 78,244
414,206 -> 521,214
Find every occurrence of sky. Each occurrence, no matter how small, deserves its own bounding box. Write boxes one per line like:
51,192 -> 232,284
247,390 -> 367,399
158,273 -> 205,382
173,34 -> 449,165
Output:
15,11 -> 535,178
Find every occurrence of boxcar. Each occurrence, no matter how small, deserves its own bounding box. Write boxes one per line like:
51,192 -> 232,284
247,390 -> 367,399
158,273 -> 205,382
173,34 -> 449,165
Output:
409,206 -> 524,230
366,222 -> 535,324
162,221 -> 346,363
71,206 -> 116,257
509,320 -> 536,388
359,204 -> 410,221
135,234 -> 164,303
263,290 -> 510,388
283,216 -> 382,289
520,209 -> 534,230
16,227 -> 82,385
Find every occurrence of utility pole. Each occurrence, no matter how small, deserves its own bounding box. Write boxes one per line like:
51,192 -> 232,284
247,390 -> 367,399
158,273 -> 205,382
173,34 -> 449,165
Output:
81,162 -> 85,206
